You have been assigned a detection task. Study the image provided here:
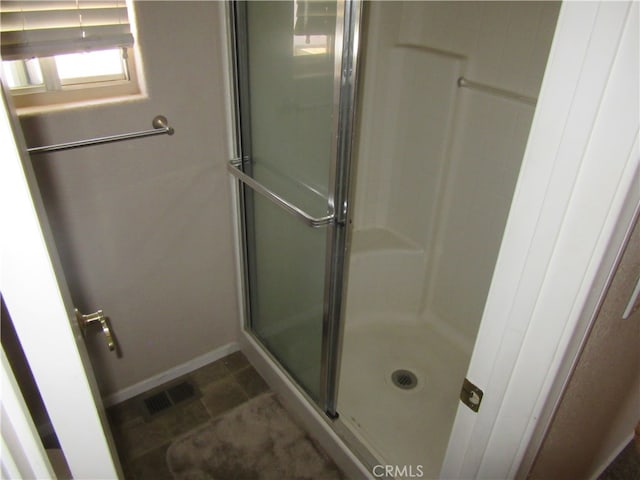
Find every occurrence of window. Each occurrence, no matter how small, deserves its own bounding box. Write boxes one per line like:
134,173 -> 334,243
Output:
1,0 -> 141,110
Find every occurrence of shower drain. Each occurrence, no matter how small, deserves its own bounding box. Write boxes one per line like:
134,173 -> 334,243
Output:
391,369 -> 418,390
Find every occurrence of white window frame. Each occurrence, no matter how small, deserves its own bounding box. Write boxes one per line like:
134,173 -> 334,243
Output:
4,46 -> 141,111
1,0 -> 144,112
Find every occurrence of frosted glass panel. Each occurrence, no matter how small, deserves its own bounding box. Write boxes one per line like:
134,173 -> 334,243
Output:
246,1 -> 335,203
249,193 -> 327,399
240,1 -> 338,401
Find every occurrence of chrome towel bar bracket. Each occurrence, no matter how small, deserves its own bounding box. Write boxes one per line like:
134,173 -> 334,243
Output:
228,159 -> 335,228
27,115 -> 174,154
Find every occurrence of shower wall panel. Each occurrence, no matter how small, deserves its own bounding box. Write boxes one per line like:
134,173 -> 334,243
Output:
394,2 -> 560,97
384,47 -> 460,249
348,1 -> 560,346
352,26 -> 460,247
338,1 -> 561,473
345,45 -> 461,321
416,1 -> 560,346
425,92 -> 535,346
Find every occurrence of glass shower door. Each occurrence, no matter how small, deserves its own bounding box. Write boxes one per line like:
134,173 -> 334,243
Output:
229,1 -> 358,407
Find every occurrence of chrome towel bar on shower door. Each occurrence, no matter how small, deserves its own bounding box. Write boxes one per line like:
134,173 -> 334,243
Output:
27,115 -> 174,154
228,159 -> 335,228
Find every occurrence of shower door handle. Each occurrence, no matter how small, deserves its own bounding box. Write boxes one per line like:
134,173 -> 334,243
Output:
228,159 -> 335,228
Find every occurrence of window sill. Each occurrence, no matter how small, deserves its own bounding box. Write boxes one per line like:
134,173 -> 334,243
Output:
14,92 -> 149,117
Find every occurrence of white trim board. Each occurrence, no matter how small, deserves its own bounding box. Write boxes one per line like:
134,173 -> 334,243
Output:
102,342 -> 239,407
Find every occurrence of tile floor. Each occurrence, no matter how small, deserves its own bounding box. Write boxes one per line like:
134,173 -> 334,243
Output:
107,351 -> 271,479
64,348 -> 640,479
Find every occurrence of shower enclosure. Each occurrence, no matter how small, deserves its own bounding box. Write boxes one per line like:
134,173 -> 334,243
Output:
229,0 -> 560,476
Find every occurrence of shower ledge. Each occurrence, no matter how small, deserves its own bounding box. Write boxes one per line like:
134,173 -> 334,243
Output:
350,227 -> 423,254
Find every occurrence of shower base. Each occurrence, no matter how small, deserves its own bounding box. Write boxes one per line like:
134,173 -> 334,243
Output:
337,317 -> 469,477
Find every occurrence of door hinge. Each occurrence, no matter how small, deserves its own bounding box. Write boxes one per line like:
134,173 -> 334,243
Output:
460,378 -> 483,412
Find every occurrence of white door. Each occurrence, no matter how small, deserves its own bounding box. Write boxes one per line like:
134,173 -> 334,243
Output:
0,90 -> 122,478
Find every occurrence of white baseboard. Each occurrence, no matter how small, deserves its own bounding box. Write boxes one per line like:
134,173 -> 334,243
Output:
239,331 -> 373,480
102,342 -> 239,407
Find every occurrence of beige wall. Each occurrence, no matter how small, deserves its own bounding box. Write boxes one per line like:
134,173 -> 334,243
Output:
530,216 -> 640,479
14,2 -> 239,396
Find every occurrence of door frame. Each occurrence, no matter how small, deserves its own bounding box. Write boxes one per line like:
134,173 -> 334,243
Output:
321,0 -> 362,416
0,90 -> 122,478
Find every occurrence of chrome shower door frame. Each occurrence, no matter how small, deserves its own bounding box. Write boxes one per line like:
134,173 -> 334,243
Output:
321,0 -> 362,416
228,0 -> 363,416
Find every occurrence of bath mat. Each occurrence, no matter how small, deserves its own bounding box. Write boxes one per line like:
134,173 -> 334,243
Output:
166,393 -> 344,480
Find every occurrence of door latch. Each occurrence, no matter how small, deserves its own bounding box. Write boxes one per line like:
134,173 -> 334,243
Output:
75,309 -> 116,352
460,378 -> 483,412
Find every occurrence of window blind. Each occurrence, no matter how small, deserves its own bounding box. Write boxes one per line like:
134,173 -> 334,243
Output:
1,0 -> 134,60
